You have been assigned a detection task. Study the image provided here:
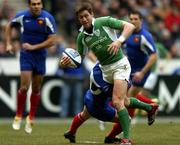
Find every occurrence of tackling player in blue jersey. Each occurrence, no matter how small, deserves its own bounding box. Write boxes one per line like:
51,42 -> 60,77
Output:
64,63 -> 158,144
124,10 -> 158,117
5,0 -> 57,134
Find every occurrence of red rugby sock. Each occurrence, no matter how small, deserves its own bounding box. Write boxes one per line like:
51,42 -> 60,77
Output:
16,90 -> 27,117
29,92 -> 40,120
107,123 -> 122,138
128,108 -> 136,118
136,94 -> 154,104
69,113 -> 85,134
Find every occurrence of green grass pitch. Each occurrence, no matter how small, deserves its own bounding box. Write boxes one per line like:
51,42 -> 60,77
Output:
1,118 -> 180,145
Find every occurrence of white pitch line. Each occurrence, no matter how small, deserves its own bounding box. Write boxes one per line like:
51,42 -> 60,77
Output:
80,140 -> 102,144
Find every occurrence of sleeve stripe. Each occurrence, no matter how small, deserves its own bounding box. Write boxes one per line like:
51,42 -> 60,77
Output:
141,35 -> 155,52
45,17 -> 55,33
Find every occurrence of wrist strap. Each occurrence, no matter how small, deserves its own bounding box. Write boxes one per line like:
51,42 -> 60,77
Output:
117,35 -> 125,43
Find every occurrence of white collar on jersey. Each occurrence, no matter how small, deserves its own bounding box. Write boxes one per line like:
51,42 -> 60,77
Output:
79,18 -> 95,34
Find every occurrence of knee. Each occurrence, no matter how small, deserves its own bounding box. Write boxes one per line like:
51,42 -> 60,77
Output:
124,97 -> 130,107
80,112 -> 89,121
112,99 -> 124,110
19,87 -> 28,94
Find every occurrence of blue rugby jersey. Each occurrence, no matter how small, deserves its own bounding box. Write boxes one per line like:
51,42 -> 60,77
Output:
85,64 -> 116,121
125,28 -> 156,73
90,63 -> 113,96
11,9 -> 57,54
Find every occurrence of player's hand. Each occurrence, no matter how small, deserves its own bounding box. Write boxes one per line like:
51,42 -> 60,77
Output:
22,43 -> 35,51
107,40 -> 122,55
132,71 -> 144,82
59,56 -> 71,68
6,44 -> 14,54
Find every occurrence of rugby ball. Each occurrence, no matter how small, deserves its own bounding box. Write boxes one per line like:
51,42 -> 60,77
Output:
62,48 -> 82,68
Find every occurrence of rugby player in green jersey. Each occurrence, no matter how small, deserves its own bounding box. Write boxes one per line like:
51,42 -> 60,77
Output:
60,2 -> 135,145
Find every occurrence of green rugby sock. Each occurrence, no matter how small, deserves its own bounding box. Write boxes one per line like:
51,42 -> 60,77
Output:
128,97 -> 152,111
118,108 -> 130,139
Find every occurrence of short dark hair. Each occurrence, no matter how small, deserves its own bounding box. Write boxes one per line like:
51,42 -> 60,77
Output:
75,2 -> 93,16
129,10 -> 143,19
28,0 -> 42,5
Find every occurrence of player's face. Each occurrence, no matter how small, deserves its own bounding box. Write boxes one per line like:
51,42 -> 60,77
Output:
29,0 -> 42,16
78,10 -> 94,29
129,14 -> 142,31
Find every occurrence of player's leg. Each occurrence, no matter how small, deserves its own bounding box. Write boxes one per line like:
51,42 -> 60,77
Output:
105,95 -> 158,142
64,89 -> 93,143
126,96 -> 153,112
104,106 -> 129,144
113,79 -> 131,144
29,74 -> 43,120
128,76 -> 159,124
64,106 -> 91,143
103,99 -> 121,143
85,92 -> 122,144
127,84 -> 155,118
25,73 -> 43,134
16,71 -> 32,117
125,96 -> 158,125
24,54 -> 46,134
129,85 -> 154,103
12,71 -> 32,130
108,57 -> 131,145
104,95 -> 158,143
129,71 -> 156,104
104,103 -> 131,144
104,123 -> 122,144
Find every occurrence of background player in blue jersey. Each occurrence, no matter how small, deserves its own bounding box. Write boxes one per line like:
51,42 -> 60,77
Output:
63,63 -> 158,144
124,10 -> 158,117
5,0 -> 57,134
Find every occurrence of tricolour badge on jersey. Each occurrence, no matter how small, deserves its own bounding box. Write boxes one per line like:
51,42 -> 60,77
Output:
134,36 -> 140,43
37,18 -> 44,25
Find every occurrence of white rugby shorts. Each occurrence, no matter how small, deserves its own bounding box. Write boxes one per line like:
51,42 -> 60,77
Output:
100,56 -> 131,84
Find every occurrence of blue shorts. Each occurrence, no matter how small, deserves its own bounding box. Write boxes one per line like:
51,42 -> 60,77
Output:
20,50 -> 46,75
84,90 -> 116,121
130,70 -> 150,87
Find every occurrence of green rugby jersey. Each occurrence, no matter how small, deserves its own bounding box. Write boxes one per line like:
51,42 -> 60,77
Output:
77,16 -> 124,65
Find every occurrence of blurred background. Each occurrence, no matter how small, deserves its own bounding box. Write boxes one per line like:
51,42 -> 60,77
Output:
0,0 -> 179,118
